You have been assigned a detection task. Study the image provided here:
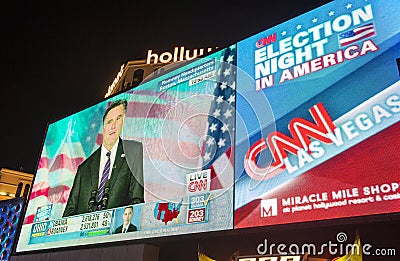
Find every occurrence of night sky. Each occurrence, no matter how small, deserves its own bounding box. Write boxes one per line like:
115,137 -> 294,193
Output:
0,1 -> 330,174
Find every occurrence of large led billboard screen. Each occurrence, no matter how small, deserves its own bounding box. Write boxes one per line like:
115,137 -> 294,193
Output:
15,0 -> 400,254
234,0 -> 400,228
16,46 -> 236,252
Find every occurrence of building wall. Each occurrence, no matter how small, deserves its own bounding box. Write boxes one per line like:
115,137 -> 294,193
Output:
105,58 -> 195,98
105,60 -> 170,98
0,168 -> 33,201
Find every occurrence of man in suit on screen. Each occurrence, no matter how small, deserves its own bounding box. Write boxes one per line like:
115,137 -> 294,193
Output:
114,206 -> 137,233
63,99 -> 144,217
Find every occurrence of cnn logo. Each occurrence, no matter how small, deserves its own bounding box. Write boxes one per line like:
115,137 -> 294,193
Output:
186,170 -> 210,194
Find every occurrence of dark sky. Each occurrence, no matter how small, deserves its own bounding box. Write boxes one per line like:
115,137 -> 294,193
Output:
0,1 -> 330,174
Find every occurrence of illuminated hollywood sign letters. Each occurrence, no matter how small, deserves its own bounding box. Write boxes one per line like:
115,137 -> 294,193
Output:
146,46 -> 217,64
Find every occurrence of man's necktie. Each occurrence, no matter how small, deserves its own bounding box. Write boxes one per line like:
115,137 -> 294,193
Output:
98,151 -> 111,202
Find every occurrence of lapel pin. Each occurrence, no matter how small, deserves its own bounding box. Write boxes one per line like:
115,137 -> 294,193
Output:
121,154 -> 125,158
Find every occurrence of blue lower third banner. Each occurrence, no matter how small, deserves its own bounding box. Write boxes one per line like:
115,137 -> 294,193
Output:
29,210 -> 113,244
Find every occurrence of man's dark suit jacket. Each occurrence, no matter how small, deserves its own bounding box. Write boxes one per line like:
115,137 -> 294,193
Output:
114,223 -> 137,234
63,139 -> 144,217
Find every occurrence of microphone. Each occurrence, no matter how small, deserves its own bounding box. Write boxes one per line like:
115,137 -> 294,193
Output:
100,180 -> 111,211
88,185 -> 98,212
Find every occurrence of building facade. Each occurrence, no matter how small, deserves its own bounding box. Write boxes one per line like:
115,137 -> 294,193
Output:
105,60 -> 170,98
0,168 -> 33,201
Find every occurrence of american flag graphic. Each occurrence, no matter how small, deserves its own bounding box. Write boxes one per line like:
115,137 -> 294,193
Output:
24,104 -> 106,224
338,22 -> 375,46
24,46 -> 236,224
201,45 -> 236,190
